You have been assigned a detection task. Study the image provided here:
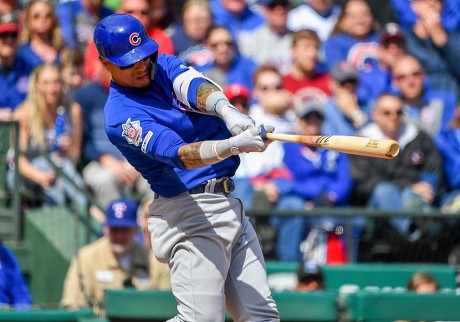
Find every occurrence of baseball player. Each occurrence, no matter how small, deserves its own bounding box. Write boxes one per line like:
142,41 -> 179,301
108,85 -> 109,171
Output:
94,14 -> 280,322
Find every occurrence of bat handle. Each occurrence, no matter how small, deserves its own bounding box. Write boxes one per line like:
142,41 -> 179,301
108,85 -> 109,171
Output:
259,124 -> 267,140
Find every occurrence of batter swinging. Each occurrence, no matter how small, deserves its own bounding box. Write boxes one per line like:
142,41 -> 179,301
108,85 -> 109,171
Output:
94,14 -> 279,322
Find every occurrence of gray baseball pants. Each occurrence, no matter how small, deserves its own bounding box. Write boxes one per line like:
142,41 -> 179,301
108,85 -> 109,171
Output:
148,192 -> 279,322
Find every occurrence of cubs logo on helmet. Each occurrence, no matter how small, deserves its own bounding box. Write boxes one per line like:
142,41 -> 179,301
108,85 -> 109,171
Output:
129,32 -> 141,46
93,14 -> 159,67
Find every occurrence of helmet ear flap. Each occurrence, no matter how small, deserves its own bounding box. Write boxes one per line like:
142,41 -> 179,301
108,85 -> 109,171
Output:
150,52 -> 158,81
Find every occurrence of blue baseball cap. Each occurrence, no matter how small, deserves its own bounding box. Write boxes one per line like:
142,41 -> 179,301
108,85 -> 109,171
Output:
106,198 -> 139,228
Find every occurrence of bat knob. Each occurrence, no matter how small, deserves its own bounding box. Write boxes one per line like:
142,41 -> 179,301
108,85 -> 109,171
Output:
259,124 -> 267,140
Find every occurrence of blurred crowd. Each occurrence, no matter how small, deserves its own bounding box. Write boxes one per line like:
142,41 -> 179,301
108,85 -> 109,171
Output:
2,0 -> 460,270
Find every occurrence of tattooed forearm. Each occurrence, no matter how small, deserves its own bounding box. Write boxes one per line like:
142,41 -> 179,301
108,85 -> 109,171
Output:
196,82 -> 220,112
179,142 -> 208,169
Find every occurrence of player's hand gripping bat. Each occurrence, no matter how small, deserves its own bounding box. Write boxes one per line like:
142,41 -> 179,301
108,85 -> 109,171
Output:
260,127 -> 399,159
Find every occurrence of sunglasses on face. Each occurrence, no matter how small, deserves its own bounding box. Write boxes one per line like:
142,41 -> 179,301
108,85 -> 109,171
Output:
394,70 -> 423,81
381,109 -> 404,117
0,31 -> 18,40
124,9 -> 149,15
209,41 -> 233,49
257,84 -> 283,91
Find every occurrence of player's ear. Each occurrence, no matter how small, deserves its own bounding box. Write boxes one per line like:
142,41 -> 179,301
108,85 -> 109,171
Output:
99,57 -> 111,71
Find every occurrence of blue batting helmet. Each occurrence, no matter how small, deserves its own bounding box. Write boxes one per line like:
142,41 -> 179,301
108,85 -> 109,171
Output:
94,14 -> 159,67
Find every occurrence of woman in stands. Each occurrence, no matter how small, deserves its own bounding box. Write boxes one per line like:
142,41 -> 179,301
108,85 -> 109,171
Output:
17,0 -> 64,73
9,63 -> 86,207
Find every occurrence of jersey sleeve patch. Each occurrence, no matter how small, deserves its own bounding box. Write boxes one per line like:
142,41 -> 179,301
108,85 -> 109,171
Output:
122,118 -> 142,146
141,130 -> 153,153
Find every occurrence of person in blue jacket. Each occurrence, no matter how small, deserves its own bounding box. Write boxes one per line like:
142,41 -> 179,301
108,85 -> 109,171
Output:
94,14 -> 279,322
322,62 -> 373,136
0,14 -> 31,120
194,24 -> 257,91
0,241 -> 32,308
324,0 -> 383,101
270,101 -> 355,262
390,0 -> 460,97
209,0 -> 265,41
435,107 -> 460,213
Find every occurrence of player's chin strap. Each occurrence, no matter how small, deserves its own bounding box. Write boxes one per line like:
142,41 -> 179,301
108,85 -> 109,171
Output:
149,52 -> 159,81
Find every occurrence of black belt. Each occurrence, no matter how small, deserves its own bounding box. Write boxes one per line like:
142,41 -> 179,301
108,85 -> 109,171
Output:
153,178 -> 235,199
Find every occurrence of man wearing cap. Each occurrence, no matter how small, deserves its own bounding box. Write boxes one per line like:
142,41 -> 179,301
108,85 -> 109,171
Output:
239,0 -> 293,75
0,13 -> 30,120
322,62 -> 373,136
270,100 -> 354,262
61,198 -> 171,309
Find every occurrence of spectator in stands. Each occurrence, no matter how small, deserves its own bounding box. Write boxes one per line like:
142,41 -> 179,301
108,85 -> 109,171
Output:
390,0 -> 460,97
0,13 -> 30,120
84,0 -> 174,82
373,22 -> 408,95
392,55 -> 457,137
436,106 -> 460,214
232,65 -> 296,211
0,240 -> 32,308
271,100 -> 353,262
324,0 -> 384,101
239,0 -> 293,75
322,62 -> 373,136
0,0 -> 22,32
283,29 -> 332,107
9,63 -> 87,208
407,272 -> 440,293
294,261 -> 325,292
61,198 -> 171,309
195,24 -> 257,90
377,23 -> 407,77
287,0 -> 341,42
55,0 -> 113,53
60,47 -> 85,100
223,82 -> 250,115
149,0 -> 176,32
171,0 -> 213,67
349,93 -> 445,241
17,0 -> 63,73
76,61 -> 153,213
209,0 -> 265,41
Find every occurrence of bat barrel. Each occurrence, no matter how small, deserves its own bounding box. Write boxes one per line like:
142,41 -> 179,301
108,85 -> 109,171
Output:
265,133 -> 400,159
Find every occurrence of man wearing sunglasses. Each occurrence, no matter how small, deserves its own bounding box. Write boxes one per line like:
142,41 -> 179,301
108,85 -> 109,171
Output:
349,93 -> 445,243
0,14 -> 30,120
392,55 -> 457,137
94,14 -> 279,322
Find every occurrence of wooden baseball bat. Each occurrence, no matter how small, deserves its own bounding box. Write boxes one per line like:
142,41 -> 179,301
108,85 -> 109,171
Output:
265,133 -> 399,159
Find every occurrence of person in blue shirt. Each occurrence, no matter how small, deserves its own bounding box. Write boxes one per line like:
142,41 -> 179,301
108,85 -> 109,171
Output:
56,0 -> 113,52
0,14 -> 31,120
194,24 -> 257,91
94,14 -> 279,322
324,0 -> 382,101
322,62 -> 373,136
436,107 -> 460,213
390,0 -> 460,97
209,0 -> 265,41
16,0 -> 64,73
270,101 -> 355,262
391,55 -> 457,137
0,241 -> 32,308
